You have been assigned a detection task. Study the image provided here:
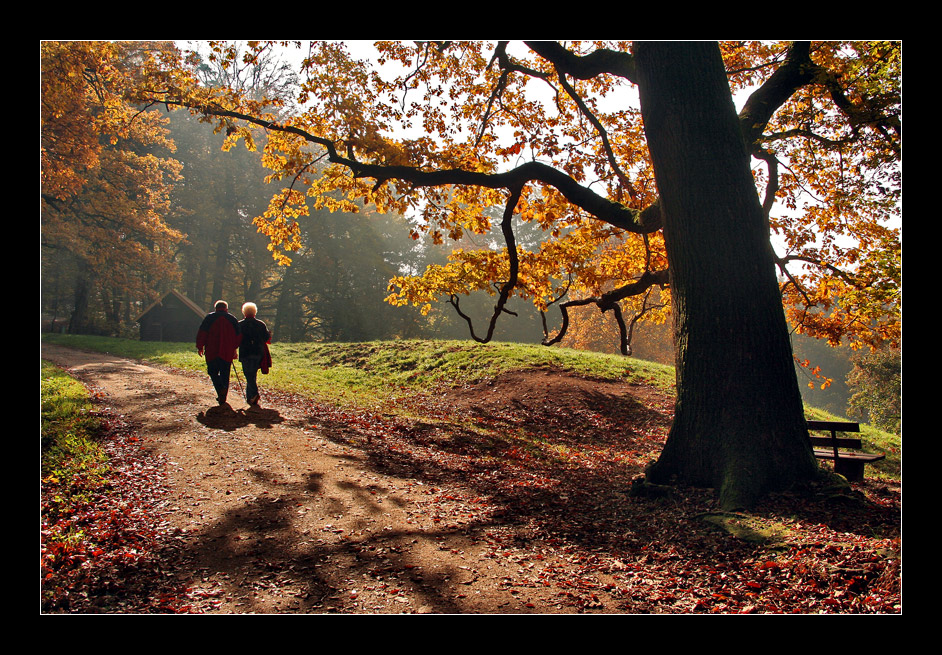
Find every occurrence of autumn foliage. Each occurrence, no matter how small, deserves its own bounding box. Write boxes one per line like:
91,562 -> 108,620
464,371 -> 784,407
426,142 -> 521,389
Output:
126,41 -> 899,355
41,41 -> 900,350
40,342 -> 901,613
41,42 -> 186,333
41,41 -> 901,513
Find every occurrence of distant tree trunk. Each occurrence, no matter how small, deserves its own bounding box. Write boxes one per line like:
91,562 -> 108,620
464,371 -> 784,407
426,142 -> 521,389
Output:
273,262 -> 299,342
245,272 -> 263,309
194,251 -> 209,309
68,264 -> 91,334
184,247 -> 202,307
211,219 -> 231,305
104,286 -> 122,334
634,42 -> 820,509
123,291 -> 132,327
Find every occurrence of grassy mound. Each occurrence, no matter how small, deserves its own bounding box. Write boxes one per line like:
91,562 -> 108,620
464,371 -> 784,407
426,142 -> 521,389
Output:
42,334 -> 898,480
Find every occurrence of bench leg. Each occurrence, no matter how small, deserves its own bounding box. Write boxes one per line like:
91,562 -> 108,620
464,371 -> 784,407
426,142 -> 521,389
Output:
834,459 -> 865,482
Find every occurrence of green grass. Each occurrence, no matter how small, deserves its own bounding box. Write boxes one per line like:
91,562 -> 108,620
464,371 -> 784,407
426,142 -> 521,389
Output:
42,334 -> 899,480
43,334 -> 676,408
293,339 -> 675,401
41,360 -> 110,523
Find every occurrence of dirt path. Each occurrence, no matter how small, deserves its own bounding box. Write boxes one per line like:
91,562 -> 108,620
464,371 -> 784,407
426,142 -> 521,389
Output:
43,344 -> 902,614
42,344 -> 594,614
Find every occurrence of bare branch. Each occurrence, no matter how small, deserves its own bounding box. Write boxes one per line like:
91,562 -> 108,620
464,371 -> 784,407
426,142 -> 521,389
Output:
541,268 -> 669,354
447,186 -> 524,343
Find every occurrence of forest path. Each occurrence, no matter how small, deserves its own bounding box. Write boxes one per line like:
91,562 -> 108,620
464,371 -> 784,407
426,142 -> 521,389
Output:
42,344 -> 901,614
42,344 -> 571,614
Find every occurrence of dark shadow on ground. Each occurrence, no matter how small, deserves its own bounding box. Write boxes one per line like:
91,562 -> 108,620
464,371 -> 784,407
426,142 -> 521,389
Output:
44,347 -> 901,613
197,404 -> 284,431
109,373 -> 900,614
285,370 -> 901,570
172,467 -> 508,613
101,366 -> 899,614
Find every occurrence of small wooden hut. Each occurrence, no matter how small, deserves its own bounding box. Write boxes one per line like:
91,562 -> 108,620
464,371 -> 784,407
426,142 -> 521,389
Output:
137,290 -> 206,342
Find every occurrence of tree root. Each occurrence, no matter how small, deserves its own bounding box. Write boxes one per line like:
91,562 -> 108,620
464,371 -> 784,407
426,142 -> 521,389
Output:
629,476 -> 677,499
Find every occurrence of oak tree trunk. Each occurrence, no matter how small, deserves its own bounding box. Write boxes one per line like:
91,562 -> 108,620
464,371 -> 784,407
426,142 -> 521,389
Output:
634,42 -> 820,509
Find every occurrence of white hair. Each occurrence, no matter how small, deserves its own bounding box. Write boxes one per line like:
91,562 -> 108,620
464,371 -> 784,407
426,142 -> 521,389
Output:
242,302 -> 258,317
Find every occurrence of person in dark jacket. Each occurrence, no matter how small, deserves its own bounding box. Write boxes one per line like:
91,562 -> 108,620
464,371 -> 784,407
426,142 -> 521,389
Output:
238,302 -> 271,406
196,300 -> 242,404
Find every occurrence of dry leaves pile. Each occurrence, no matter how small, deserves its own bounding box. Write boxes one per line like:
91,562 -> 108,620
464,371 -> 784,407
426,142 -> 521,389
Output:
41,358 -> 900,614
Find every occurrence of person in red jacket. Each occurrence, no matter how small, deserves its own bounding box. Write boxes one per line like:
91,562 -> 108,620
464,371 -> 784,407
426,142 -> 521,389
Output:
196,300 -> 242,404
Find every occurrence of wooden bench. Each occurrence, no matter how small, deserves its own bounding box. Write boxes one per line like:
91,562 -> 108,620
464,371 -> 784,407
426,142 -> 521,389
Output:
807,420 -> 885,482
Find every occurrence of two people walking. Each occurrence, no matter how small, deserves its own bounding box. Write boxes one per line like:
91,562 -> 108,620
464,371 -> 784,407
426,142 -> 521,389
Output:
196,300 -> 271,406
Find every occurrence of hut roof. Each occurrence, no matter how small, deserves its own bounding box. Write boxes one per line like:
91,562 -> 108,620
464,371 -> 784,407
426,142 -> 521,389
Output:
137,290 -> 205,322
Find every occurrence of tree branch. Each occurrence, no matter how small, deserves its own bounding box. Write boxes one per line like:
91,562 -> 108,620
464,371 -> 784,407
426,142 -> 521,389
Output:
554,70 -> 640,204
738,42 -> 818,150
541,268 -> 669,354
447,186 -> 524,343
739,41 -> 900,155
161,97 -> 661,235
524,41 -> 637,83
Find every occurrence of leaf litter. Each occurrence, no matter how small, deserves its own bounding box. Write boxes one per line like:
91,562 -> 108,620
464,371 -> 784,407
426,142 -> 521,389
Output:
40,345 -> 900,614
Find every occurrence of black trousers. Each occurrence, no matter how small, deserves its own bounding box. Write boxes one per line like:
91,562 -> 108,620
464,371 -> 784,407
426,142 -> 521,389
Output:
241,354 -> 262,402
207,357 -> 231,402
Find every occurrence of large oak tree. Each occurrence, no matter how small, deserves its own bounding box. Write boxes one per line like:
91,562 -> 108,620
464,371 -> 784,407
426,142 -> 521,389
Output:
141,40 -> 900,508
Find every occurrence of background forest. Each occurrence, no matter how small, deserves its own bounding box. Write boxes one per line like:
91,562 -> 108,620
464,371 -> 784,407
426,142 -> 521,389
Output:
40,41 -> 900,434
41,102 -> 552,341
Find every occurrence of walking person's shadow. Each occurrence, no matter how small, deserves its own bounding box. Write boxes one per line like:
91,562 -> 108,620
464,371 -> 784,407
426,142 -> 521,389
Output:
197,402 -> 285,432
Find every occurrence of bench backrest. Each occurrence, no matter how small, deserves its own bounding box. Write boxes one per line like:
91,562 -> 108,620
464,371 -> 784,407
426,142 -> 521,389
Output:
807,420 -> 860,433
809,436 -> 864,449
807,420 -> 863,452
